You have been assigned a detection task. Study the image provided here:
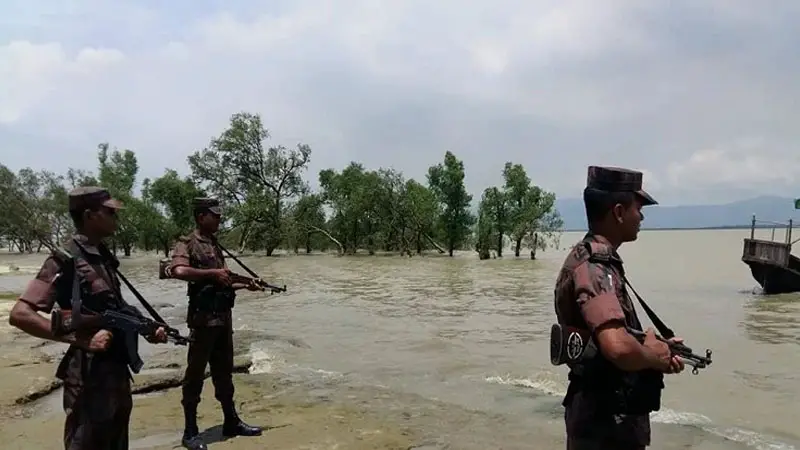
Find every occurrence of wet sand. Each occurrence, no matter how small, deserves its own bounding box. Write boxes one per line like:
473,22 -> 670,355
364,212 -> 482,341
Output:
0,296 -> 420,450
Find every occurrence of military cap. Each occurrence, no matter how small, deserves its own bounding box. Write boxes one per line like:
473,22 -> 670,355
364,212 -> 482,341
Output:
586,166 -> 658,206
68,186 -> 124,212
192,197 -> 223,215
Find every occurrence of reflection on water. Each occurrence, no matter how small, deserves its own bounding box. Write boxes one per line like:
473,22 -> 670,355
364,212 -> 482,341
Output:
742,293 -> 800,345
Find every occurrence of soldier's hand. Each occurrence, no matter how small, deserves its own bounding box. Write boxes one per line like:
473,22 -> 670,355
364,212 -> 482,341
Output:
146,327 -> 168,344
665,337 -> 685,374
246,280 -> 262,291
642,328 -> 671,371
87,329 -> 113,352
212,269 -> 232,286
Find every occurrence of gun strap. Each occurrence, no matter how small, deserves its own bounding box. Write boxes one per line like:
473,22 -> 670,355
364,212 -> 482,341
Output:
621,277 -> 675,340
214,239 -> 260,280
70,257 -> 82,322
112,266 -> 168,324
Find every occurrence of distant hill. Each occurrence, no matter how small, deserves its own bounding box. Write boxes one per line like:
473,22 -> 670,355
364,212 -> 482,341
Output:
555,196 -> 800,231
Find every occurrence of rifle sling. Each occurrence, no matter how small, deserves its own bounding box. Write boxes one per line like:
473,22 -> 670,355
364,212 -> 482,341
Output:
70,257 -> 82,317
622,276 -> 675,340
214,239 -> 260,280
111,265 -> 167,324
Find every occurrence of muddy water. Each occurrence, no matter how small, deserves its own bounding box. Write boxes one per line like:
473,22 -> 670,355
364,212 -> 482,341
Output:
1,228 -> 799,450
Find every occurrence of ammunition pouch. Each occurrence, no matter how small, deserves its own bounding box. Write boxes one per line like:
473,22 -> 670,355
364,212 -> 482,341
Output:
189,284 -> 236,313
566,362 -> 664,415
54,346 -> 75,381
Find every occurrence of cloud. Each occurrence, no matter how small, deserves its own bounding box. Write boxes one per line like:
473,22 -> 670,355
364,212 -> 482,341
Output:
1,1 -> 799,205
667,145 -> 800,188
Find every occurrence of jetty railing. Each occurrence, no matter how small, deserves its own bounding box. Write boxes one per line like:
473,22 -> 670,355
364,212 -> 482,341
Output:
742,215 -> 795,268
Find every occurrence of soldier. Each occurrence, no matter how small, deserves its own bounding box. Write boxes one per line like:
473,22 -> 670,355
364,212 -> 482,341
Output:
554,167 -> 685,449
8,186 -> 167,449
169,198 -> 261,450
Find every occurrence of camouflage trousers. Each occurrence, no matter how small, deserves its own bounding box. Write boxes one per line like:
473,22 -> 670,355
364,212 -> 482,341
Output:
62,364 -> 132,450
181,323 -> 235,408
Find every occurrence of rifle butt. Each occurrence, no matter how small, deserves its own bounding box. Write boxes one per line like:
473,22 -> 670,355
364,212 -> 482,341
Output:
51,309 -> 75,337
550,323 -> 595,366
158,258 -> 172,280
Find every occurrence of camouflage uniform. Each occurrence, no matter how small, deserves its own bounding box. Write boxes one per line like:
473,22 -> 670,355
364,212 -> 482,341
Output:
169,198 -> 260,448
170,228 -> 235,408
18,187 -> 132,450
553,167 -> 658,450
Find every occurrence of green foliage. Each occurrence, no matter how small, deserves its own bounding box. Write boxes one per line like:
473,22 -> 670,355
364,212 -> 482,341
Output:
0,110 -> 562,259
188,112 -> 311,255
427,151 -> 475,256
476,162 -> 563,259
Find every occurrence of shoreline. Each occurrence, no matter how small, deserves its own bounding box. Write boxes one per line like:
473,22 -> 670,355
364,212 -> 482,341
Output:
0,321 -> 422,450
0,294 -> 422,450
1,370 -> 422,450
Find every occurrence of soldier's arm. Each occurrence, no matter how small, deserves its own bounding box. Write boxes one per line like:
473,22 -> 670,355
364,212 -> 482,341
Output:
169,240 -> 220,282
8,258 -> 83,346
574,261 -> 668,372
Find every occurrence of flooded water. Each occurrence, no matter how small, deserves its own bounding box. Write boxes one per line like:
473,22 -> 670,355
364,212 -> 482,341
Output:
1,228 -> 799,450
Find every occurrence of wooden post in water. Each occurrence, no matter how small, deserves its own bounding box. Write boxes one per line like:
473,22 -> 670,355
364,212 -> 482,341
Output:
789,219 -> 793,246
751,214 -> 756,239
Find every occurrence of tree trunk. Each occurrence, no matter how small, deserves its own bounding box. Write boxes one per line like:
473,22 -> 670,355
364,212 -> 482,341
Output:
514,236 -> 522,257
308,224 -> 344,254
530,233 -> 538,260
495,233 -> 503,257
424,234 -> 446,254
237,223 -> 251,253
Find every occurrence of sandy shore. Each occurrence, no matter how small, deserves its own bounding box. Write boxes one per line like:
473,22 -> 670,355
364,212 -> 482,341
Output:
0,296 -> 422,450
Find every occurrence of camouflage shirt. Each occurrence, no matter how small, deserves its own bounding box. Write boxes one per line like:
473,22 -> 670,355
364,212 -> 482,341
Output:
169,230 -> 231,328
553,233 -> 650,446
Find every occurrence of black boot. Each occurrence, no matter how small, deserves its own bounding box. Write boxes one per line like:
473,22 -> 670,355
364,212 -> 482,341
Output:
181,405 -> 208,450
221,402 -> 262,437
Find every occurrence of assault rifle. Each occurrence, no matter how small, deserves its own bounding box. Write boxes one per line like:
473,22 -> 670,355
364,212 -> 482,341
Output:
550,324 -> 713,375
216,240 -> 287,294
229,272 -> 286,294
52,306 -> 191,346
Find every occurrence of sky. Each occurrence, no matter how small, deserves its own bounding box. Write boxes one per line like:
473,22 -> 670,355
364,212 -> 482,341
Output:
1,1 -> 799,206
